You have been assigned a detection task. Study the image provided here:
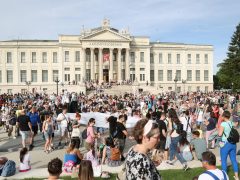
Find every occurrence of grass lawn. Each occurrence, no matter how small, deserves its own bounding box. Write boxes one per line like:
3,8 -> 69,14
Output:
24,165 -> 239,180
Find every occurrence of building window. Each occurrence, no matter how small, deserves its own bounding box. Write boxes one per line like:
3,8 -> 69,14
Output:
42,52 -> 47,63
113,53 -> 117,61
75,74 -> 81,82
140,52 -> 144,62
177,87 -> 181,93
150,53 -> 154,64
158,70 -> 163,81
130,52 -> 135,63
21,52 -> 26,63
20,70 -> 27,82
86,51 -> 90,62
204,54 -> 208,64
75,68 -> 81,71
167,70 -> 172,81
177,54 -> 180,64
64,74 -> 70,82
130,74 -> 135,81
204,70 -> 209,81
53,70 -> 59,81
140,68 -> 145,71
64,67 -> 70,71
7,52 -> 12,63
0,71 -> 2,83
65,51 -> 69,62
168,54 -> 171,64
53,52 -> 58,63
7,89 -> 12,94
187,54 -> 191,64
205,86 -> 208,93
32,52 -> 36,63
196,86 -> 200,91
140,74 -> 145,81
31,70 -> 37,82
7,70 -> 13,83
150,70 -> 154,81
168,87 -> 172,91
196,70 -> 200,81
187,70 -> 192,81
196,54 -> 200,64
86,69 -> 91,81
159,53 -> 163,64
121,69 -> 126,80
121,53 -> 125,62
176,70 -> 181,81
42,70 -> 48,82
75,51 -> 80,62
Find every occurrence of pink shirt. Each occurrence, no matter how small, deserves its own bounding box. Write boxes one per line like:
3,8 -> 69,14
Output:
86,126 -> 95,144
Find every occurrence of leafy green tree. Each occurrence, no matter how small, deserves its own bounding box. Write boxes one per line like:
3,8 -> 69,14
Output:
217,23 -> 240,90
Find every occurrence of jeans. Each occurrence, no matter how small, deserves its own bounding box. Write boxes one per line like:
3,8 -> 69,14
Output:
220,142 -> 239,173
170,136 -> 186,164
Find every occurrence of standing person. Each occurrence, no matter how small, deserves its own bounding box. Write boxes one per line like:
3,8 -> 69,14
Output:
156,112 -> 167,151
27,106 -> 40,148
198,151 -> 229,180
42,115 -> 54,153
85,118 -> 98,151
19,147 -> 31,172
16,110 -> 33,149
8,110 -> 17,139
218,111 -> 239,180
115,114 -> 128,161
57,106 -> 70,147
204,112 -> 217,149
71,112 -> 81,149
125,119 -> 161,180
180,110 -> 192,142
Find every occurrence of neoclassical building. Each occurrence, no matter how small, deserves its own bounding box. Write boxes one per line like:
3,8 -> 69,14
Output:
0,19 -> 213,94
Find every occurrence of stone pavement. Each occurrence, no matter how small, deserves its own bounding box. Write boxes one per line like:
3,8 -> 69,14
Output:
0,127 -> 239,179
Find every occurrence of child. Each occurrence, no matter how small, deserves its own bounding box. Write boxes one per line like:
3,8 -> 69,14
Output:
190,131 -> 207,161
19,147 -> 31,172
78,160 -> 94,180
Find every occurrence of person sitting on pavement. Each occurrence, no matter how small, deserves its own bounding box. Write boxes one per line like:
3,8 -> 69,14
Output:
178,131 -> 193,162
19,147 -> 31,172
64,141 -> 83,168
198,151 -> 229,180
190,131 -> 207,161
47,158 -> 62,180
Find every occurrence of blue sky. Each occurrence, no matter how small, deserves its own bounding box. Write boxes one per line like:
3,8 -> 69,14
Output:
0,0 -> 239,74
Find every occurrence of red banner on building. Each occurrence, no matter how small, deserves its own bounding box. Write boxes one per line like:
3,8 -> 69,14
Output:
103,53 -> 110,62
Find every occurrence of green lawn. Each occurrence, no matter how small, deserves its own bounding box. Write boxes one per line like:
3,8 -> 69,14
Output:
24,165 -> 239,180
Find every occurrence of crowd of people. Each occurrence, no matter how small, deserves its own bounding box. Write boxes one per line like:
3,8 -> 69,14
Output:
0,89 -> 239,179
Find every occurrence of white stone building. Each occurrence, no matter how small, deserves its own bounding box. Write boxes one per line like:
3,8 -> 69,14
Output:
0,19 -> 213,94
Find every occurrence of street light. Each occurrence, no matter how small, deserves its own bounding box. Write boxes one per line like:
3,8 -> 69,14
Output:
25,81 -> 31,93
182,79 -> 187,93
54,77 -> 60,96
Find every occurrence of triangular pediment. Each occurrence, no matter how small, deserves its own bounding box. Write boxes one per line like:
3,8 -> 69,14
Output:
81,29 -> 131,41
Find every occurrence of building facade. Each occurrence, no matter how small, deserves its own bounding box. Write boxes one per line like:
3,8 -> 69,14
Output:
0,19 -> 213,94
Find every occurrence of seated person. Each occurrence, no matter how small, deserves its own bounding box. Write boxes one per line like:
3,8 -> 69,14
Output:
0,157 -> 8,174
179,131 -> 193,162
63,141 -> 83,172
191,131 -> 207,161
101,137 -> 121,167
47,158 -> 62,180
19,147 -> 31,172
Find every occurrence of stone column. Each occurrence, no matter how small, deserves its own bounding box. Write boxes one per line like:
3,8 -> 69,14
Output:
117,48 -> 122,82
81,48 -> 86,82
98,48 -> 103,83
109,48 -> 113,81
125,48 -> 130,81
90,48 -> 95,81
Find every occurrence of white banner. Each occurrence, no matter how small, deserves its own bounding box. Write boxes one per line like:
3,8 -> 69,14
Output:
67,112 -> 140,129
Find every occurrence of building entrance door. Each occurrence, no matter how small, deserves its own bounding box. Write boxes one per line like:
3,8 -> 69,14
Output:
103,69 -> 109,82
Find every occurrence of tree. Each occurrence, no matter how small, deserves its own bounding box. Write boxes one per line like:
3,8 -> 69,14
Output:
217,23 -> 240,90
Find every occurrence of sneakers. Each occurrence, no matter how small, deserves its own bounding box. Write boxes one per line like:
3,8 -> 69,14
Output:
183,164 -> 189,171
166,161 -> 174,165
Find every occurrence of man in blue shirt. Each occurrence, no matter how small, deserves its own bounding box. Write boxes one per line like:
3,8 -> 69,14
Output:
27,106 -> 40,149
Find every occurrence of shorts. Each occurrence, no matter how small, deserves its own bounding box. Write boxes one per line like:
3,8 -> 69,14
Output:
32,126 -> 38,135
44,132 -> 52,140
60,126 -> 68,137
20,131 -> 31,140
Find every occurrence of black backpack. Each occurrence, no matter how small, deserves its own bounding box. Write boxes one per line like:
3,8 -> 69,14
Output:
82,128 -> 87,139
224,123 -> 239,144
176,123 -> 184,135
67,120 -> 73,132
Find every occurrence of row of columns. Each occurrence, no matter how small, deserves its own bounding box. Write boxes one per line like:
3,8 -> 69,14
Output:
81,48 -> 130,82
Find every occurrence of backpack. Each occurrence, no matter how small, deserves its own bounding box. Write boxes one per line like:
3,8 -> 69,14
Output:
224,123 -> 239,144
204,170 -> 227,180
176,123 -> 184,135
63,160 -> 75,173
110,147 -> 121,161
1,160 -> 16,177
67,120 -> 73,132
82,128 -> 88,139
9,117 -> 16,126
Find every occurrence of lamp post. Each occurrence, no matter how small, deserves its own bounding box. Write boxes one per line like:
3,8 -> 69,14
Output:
174,74 -> 178,93
25,81 -> 31,93
54,77 -> 60,96
182,79 -> 187,93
